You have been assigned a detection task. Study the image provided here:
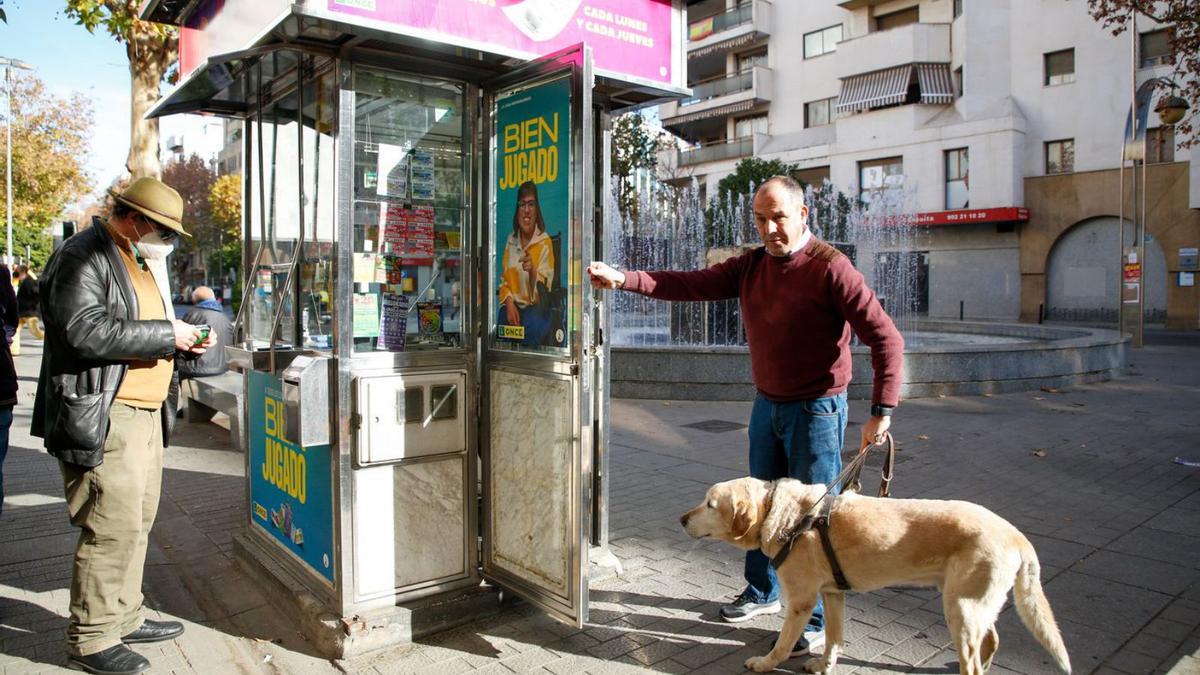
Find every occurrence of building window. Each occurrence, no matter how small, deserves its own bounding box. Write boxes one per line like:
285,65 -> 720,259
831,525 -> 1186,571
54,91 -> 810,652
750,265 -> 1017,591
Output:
1044,49 -> 1075,86
795,166 -> 831,190
804,25 -> 842,59
737,49 -> 768,74
859,156 -> 904,204
954,0 -> 963,19
945,148 -> 969,210
1045,139 -> 1074,174
954,65 -> 964,97
874,7 -> 919,32
804,98 -> 836,128
734,114 -> 768,138
1146,126 -> 1175,163
1140,29 -> 1173,68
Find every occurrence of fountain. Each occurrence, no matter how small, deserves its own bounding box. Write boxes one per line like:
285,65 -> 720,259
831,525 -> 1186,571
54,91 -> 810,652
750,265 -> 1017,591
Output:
607,180 -> 1128,400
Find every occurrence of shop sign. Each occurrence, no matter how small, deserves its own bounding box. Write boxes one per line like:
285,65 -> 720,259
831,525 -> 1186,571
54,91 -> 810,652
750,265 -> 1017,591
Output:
869,207 -> 1030,228
912,207 -> 1030,226
248,371 -> 335,584
325,0 -> 679,87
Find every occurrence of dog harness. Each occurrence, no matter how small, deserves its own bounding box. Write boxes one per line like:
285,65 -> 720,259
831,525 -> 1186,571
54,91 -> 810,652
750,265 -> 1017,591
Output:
769,493 -> 853,590
766,434 -> 896,591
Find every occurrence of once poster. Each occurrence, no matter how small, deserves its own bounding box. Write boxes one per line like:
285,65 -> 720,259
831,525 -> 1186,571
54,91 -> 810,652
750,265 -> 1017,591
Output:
494,76 -> 570,351
248,371 -> 335,584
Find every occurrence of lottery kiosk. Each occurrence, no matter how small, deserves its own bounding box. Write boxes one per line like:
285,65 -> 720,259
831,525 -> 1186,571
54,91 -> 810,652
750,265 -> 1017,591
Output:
141,0 -> 687,658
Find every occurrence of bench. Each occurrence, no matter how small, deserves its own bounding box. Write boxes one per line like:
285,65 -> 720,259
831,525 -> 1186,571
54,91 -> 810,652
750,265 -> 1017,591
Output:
183,371 -> 245,452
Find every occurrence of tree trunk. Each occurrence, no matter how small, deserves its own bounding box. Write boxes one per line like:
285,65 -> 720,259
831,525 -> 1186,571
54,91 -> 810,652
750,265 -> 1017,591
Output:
126,26 -> 176,180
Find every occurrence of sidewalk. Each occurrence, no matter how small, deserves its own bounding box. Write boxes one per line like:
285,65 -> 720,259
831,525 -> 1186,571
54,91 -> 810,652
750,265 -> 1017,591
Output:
2,329 -> 1198,675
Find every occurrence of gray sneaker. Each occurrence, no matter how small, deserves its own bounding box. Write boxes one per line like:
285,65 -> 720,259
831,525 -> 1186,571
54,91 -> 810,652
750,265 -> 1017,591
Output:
718,592 -> 781,623
790,629 -> 826,656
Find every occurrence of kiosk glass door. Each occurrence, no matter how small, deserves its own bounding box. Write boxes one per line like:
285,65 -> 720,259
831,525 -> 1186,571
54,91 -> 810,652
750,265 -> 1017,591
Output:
480,45 -> 596,628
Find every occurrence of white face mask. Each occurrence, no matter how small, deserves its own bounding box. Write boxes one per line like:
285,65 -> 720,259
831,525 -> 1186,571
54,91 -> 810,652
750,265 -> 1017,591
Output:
136,228 -> 176,261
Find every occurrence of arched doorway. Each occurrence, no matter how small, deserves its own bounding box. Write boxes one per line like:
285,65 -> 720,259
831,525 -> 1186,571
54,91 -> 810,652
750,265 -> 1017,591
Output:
1045,216 -> 1166,323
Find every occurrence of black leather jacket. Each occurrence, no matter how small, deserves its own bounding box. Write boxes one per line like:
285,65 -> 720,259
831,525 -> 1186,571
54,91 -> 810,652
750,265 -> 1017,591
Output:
31,223 -> 181,467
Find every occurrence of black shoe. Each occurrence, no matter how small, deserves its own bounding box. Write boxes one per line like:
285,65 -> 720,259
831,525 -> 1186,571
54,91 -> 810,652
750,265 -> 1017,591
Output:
68,644 -> 150,674
121,618 -> 185,644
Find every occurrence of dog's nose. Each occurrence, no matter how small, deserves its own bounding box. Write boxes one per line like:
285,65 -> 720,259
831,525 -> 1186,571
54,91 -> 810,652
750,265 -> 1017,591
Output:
679,513 -> 689,527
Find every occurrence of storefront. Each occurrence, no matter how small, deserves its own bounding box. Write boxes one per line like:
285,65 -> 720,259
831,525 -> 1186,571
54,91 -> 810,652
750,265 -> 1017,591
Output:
140,0 -> 686,657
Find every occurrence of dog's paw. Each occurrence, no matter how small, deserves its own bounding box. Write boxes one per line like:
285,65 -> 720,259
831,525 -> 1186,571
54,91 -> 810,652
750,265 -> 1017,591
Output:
805,658 -> 831,674
745,655 -> 778,672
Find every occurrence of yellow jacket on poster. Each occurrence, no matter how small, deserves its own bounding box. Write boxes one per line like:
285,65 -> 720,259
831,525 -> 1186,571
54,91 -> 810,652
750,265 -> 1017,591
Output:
498,230 -> 554,307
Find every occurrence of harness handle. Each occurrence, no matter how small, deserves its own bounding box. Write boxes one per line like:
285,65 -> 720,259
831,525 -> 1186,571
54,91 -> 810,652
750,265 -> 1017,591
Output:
846,432 -> 896,497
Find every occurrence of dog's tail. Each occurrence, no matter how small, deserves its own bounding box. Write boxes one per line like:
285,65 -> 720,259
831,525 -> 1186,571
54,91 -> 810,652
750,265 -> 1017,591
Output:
1014,540 -> 1071,673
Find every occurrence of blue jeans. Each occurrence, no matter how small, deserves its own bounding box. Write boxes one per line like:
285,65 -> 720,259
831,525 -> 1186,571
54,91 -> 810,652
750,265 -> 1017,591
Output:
0,405 -> 12,519
743,392 -> 847,631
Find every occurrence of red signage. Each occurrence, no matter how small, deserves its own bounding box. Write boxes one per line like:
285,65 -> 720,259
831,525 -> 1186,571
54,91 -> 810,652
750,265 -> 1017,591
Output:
1123,262 -> 1142,281
866,207 -> 1029,228
911,207 -> 1030,227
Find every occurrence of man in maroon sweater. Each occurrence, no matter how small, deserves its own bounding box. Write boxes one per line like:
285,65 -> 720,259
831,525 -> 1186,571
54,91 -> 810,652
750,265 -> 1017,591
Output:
588,176 -> 904,656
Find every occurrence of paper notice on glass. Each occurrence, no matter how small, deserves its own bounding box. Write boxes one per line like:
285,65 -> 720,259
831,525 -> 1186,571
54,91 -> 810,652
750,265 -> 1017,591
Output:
377,143 -> 410,198
403,206 -> 436,265
379,293 -> 409,351
410,149 -> 435,201
353,253 -> 386,284
352,293 -> 380,338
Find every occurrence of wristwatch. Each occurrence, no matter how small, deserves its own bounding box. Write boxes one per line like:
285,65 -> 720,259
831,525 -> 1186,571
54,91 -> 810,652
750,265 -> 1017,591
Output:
870,404 -> 894,418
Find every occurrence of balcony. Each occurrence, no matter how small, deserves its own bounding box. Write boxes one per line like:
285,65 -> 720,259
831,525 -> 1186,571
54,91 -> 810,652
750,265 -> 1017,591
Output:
835,22 -> 951,80
688,0 -> 772,57
660,66 -> 773,130
678,137 -> 754,167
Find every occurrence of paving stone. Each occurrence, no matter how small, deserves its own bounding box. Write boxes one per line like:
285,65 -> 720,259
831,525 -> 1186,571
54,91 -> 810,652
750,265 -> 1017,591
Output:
1105,648 -> 1168,674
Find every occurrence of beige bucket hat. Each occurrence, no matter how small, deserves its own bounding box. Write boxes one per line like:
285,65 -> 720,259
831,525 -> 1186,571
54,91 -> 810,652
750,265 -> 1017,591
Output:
109,177 -> 190,237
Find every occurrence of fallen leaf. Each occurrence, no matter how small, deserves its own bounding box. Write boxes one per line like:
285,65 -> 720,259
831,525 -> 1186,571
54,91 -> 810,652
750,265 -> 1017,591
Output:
1033,396 -> 1046,401
916,434 -> 929,441
1033,449 -> 1047,457
1040,387 -> 1060,394
662,401 -> 671,406
983,393 -> 993,397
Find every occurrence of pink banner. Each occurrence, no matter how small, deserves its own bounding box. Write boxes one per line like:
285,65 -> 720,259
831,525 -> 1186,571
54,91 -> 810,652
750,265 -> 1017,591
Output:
326,0 -> 676,86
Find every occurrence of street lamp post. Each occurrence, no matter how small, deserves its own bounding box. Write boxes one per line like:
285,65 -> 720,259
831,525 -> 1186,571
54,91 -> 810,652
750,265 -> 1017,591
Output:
1,57 -> 34,267
1117,10 -> 1188,349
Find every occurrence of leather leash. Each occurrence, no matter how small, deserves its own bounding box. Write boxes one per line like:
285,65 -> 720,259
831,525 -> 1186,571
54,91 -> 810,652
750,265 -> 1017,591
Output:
769,432 -> 897,590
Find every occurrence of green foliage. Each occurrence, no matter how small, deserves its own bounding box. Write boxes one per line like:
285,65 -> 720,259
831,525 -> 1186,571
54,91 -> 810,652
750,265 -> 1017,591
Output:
63,0 -> 176,45
610,113 -> 664,219
0,71 -> 93,270
714,157 -> 798,201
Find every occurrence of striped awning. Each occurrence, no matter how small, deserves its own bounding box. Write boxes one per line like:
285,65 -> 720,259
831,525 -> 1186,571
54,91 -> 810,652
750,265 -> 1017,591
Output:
917,63 -> 955,105
689,32 -> 758,59
663,100 -> 756,126
836,65 -> 913,112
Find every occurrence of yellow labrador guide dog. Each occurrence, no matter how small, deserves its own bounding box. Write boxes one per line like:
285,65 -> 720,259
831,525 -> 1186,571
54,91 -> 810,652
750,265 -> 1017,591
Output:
680,477 -> 1071,675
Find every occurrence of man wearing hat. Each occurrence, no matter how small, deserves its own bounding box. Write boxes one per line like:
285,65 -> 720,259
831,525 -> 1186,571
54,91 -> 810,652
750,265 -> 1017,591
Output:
32,177 -> 216,675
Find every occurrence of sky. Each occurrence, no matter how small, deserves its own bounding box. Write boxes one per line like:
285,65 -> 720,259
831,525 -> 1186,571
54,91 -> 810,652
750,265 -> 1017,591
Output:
0,1 -> 226,200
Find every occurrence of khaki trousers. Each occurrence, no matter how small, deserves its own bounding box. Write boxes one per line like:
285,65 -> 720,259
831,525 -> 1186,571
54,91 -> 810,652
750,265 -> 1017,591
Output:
60,402 -> 163,656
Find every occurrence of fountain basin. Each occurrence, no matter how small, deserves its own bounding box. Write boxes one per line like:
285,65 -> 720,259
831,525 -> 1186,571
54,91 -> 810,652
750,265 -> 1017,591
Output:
610,321 -> 1129,400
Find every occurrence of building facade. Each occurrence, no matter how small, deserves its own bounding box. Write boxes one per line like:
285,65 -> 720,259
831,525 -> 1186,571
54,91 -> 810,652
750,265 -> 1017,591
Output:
659,0 -> 1200,329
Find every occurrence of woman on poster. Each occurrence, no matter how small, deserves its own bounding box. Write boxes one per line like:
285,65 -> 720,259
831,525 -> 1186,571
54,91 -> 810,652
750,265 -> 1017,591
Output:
498,181 -> 557,347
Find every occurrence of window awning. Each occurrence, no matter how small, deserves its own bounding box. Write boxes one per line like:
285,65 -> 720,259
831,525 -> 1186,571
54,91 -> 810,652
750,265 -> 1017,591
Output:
663,100 -> 756,126
917,63 -> 955,105
689,33 -> 758,59
836,65 -> 912,112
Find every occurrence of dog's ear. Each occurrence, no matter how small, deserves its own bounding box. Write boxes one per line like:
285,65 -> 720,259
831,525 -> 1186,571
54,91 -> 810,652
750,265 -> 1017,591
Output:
730,486 -> 755,542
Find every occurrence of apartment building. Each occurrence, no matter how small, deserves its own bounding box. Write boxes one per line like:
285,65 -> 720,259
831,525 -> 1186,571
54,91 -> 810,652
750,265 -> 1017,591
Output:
659,0 -> 1200,329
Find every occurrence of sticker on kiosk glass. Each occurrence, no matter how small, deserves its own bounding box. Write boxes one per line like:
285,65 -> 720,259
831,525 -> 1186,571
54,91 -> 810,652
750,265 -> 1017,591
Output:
494,76 -> 570,351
